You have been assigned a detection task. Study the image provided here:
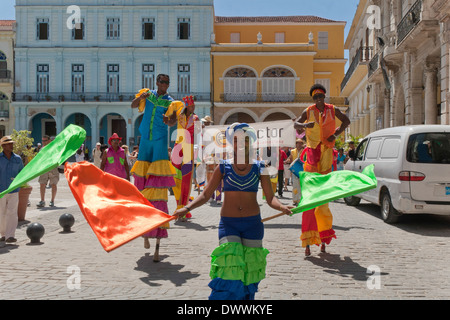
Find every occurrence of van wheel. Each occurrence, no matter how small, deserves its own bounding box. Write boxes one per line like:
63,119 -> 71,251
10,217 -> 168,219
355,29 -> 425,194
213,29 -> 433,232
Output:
344,196 -> 361,206
380,191 -> 400,224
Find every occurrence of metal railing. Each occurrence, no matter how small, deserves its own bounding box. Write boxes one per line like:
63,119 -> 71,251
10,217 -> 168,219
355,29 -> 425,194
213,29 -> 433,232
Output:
397,0 -> 422,45
12,91 -> 211,103
368,52 -> 379,79
341,46 -> 373,91
220,92 -> 348,106
0,69 -> 12,82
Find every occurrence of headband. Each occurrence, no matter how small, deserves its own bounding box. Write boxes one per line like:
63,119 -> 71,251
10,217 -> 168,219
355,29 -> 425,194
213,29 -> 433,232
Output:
311,88 -> 325,97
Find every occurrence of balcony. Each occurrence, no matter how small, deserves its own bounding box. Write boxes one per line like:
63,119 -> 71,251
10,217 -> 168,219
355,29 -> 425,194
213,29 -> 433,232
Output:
12,92 -> 211,103
340,46 -> 373,96
0,69 -> 12,83
0,110 -> 9,118
219,92 -> 348,107
396,0 -> 439,49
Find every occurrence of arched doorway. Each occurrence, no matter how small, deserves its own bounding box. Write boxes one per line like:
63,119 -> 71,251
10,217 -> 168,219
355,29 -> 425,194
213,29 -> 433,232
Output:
262,112 -> 292,122
29,113 -> 56,144
65,112 -> 92,152
224,112 -> 257,125
99,113 -> 127,146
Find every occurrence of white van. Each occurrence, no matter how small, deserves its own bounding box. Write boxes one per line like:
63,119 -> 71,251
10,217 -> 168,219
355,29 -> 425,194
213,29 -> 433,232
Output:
344,125 -> 450,223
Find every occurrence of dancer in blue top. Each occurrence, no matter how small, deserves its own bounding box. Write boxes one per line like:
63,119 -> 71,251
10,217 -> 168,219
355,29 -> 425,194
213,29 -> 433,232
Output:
173,123 -> 293,300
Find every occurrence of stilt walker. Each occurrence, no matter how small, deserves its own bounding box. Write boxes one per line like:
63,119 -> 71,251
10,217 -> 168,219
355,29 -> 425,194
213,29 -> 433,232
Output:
130,74 -> 178,262
294,84 -> 350,256
171,95 -> 200,220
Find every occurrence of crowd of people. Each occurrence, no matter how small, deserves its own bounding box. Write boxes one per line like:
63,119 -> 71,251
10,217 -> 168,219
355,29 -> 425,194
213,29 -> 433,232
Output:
0,79 -> 354,300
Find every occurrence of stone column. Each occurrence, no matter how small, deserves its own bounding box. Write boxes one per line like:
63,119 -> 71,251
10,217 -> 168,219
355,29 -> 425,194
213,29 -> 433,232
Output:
424,63 -> 438,124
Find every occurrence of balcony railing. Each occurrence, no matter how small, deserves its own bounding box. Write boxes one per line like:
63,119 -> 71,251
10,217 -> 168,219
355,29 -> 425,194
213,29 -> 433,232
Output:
0,110 -> 9,118
368,52 -> 379,79
0,69 -> 12,83
397,0 -> 422,45
340,46 -> 373,91
220,92 -> 348,106
12,91 -> 211,103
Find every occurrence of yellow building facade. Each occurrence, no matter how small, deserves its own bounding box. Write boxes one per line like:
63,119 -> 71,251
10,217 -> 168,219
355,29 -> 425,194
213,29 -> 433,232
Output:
211,16 -> 348,125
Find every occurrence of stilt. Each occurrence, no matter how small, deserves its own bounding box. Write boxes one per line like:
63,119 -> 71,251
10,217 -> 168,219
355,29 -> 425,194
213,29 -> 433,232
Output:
144,237 -> 150,249
153,238 -> 160,262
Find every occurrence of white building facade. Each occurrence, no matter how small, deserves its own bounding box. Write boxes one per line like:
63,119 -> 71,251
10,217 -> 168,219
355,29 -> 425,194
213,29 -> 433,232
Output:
12,0 -> 214,149
366,0 -> 450,130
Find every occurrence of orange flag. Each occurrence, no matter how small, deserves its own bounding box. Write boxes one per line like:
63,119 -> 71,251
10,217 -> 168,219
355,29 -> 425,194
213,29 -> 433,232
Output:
64,162 -> 175,252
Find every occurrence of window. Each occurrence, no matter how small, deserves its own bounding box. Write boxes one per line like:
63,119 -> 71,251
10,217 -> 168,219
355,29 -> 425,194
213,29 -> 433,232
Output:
318,31 -> 328,50
355,139 -> 368,161
407,133 -> 450,164
72,64 -> 84,93
275,32 -> 285,43
261,67 -> 295,102
36,64 -> 49,93
107,64 -> 120,93
223,67 -> 257,102
177,64 -> 190,93
315,79 -> 330,96
379,137 -> 401,159
72,18 -> 85,40
365,138 -> 382,160
106,18 -> 120,40
37,18 -> 49,40
177,18 -> 190,40
230,33 -> 240,43
142,64 -> 155,90
142,18 -> 155,40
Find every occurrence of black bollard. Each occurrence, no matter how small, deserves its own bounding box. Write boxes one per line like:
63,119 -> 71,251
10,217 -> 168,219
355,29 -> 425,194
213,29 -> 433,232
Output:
59,213 -> 75,233
26,222 -> 45,244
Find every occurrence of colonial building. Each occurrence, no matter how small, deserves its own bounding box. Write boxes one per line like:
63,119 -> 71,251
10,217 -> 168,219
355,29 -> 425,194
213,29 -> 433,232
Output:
211,15 -> 348,125
340,0 -> 377,137
12,0 -> 214,149
0,20 -> 15,137
344,0 -> 450,137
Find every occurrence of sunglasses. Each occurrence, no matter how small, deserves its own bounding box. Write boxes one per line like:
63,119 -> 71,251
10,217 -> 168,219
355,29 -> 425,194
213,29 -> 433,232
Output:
313,94 -> 325,99
158,80 -> 170,85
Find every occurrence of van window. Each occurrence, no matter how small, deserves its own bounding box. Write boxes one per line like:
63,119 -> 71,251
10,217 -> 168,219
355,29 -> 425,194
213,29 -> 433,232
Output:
379,137 -> 401,159
365,138 -> 382,160
355,139 -> 368,160
407,133 -> 450,164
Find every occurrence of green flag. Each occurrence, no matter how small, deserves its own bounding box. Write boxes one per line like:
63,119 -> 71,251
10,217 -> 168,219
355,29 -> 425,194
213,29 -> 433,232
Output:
0,124 -> 86,198
291,165 -> 377,214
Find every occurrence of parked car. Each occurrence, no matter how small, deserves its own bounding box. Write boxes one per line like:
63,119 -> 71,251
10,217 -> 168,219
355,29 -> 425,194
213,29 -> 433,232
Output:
344,125 -> 450,223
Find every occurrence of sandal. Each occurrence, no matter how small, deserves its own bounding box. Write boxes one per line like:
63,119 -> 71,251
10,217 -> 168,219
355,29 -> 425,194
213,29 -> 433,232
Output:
320,243 -> 326,253
305,246 -> 311,256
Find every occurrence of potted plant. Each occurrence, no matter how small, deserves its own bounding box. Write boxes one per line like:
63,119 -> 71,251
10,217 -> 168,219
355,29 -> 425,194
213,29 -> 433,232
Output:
118,95 -> 124,101
59,95 -> 65,102
94,95 -> 100,102
0,130 -> 36,221
45,95 -> 52,101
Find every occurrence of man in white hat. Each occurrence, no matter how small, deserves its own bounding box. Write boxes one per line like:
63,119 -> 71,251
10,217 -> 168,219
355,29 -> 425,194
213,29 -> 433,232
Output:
201,115 -> 213,126
0,136 -> 24,243
92,142 -> 102,168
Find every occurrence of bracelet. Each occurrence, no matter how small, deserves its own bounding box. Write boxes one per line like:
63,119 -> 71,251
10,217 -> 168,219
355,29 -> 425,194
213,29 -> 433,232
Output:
184,206 -> 191,212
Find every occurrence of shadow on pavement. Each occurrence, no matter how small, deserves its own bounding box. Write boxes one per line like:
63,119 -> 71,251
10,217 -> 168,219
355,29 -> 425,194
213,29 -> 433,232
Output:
306,252 -> 389,282
135,253 -> 201,287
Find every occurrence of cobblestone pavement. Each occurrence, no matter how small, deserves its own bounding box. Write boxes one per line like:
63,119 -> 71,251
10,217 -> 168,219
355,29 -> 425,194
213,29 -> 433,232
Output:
1,172 -> 450,300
